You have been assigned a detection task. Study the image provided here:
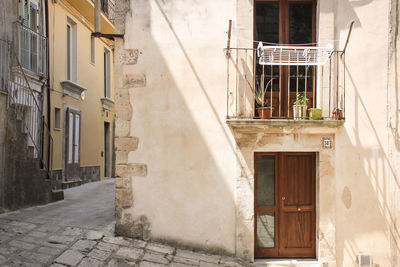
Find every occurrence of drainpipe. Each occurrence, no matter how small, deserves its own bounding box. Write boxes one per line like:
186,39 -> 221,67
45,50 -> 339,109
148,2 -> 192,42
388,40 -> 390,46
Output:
45,0 -> 51,176
94,0 -> 101,33
92,0 -> 124,40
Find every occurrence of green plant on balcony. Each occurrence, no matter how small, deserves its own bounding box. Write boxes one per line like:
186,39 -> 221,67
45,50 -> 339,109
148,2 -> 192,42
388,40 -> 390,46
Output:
293,93 -> 309,120
255,79 -> 274,119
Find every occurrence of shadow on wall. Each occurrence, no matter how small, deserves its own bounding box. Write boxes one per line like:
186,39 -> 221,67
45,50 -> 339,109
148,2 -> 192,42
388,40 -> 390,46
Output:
334,50 -> 400,267
388,0 -> 400,151
119,0 -> 255,258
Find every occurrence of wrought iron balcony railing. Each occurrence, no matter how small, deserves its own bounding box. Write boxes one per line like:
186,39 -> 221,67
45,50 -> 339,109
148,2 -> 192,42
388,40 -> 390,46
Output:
90,0 -> 115,23
225,44 -> 346,121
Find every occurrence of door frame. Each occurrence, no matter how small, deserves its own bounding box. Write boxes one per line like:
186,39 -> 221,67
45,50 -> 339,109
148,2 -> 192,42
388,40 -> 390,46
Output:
64,107 -> 81,181
254,152 -> 317,258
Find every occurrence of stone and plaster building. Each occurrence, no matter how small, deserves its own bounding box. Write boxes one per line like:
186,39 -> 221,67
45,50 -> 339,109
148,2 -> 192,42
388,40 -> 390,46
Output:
0,0 -> 63,212
47,0 -> 117,189
112,0 -> 400,266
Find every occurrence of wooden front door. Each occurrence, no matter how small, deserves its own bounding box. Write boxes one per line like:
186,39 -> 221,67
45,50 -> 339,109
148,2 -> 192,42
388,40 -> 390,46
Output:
255,152 -> 316,258
65,108 -> 81,181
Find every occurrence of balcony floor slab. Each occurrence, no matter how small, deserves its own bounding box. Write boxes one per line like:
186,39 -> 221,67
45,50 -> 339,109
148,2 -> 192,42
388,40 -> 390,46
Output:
226,119 -> 344,134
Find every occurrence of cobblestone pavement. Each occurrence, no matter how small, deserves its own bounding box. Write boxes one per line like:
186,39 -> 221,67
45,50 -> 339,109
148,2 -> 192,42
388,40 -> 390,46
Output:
0,180 -> 249,267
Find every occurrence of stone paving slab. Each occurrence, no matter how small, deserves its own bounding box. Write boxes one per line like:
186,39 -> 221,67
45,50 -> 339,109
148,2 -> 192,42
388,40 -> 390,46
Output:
0,218 -> 252,267
0,180 -> 252,267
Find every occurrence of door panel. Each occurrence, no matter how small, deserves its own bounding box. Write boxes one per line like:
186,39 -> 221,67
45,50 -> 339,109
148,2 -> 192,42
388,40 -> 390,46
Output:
255,153 -> 278,257
255,152 -> 316,258
65,108 -> 81,181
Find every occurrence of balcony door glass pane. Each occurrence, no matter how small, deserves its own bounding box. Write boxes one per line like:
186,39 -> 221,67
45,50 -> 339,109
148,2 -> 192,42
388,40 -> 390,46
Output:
289,1 -> 313,44
255,2 -> 279,43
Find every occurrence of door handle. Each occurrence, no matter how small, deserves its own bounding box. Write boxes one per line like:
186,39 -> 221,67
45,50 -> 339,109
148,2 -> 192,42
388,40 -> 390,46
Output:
297,207 -> 301,211
282,197 -> 286,200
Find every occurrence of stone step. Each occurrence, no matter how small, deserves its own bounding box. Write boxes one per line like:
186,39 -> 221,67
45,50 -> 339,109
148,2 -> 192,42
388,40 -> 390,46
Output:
62,180 -> 82,190
253,260 -> 323,267
51,190 -> 64,202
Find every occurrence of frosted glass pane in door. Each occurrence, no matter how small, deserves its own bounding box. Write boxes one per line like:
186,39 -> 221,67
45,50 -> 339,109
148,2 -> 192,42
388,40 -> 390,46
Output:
257,212 -> 275,248
68,113 -> 73,163
74,114 -> 80,163
257,155 -> 275,206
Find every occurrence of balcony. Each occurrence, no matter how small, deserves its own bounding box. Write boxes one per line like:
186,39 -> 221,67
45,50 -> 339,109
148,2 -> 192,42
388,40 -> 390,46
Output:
99,0 -> 115,24
16,23 -> 47,78
225,43 -> 345,130
66,0 -> 115,34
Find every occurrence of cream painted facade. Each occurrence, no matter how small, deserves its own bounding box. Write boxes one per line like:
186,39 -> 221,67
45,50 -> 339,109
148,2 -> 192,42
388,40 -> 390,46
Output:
114,0 -> 400,266
48,0 -> 115,188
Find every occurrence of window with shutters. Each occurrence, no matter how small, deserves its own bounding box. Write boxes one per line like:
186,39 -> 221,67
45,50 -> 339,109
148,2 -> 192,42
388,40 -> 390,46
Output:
18,0 -> 47,75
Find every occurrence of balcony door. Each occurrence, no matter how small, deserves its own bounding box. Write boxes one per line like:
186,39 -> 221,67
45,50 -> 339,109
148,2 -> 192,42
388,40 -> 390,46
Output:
255,152 -> 316,258
255,0 -> 316,118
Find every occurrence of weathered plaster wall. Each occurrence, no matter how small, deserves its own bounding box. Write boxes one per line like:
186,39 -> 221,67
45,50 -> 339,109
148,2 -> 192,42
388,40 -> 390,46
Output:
115,0 -> 237,255
115,0 -> 400,266
333,0 -> 394,266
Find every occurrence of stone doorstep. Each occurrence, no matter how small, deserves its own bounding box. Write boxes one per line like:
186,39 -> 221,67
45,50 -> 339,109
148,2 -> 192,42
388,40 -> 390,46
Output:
61,180 -> 82,190
252,259 -> 324,267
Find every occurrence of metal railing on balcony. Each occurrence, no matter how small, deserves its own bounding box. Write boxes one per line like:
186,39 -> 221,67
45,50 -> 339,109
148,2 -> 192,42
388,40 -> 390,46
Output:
225,45 -> 346,121
101,0 -> 115,23
90,0 -> 115,23
16,22 -> 47,77
0,39 -> 53,177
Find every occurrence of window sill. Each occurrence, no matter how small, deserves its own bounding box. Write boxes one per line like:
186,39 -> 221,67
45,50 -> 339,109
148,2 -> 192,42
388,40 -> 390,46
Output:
60,80 -> 87,100
101,97 -> 114,110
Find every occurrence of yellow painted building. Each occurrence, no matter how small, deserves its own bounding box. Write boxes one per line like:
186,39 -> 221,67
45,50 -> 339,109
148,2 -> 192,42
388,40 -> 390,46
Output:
47,0 -> 115,188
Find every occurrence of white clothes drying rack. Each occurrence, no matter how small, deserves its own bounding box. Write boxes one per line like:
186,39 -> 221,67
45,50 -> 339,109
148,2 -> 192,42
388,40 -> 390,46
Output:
257,42 -> 334,66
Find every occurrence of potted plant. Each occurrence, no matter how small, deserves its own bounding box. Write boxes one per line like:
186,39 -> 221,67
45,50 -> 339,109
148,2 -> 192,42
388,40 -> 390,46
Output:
255,79 -> 274,119
308,108 -> 322,120
332,107 -> 343,120
293,93 -> 309,120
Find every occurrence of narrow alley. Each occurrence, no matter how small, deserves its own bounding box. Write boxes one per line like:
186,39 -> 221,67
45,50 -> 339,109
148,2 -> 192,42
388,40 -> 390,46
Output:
0,180 -> 247,267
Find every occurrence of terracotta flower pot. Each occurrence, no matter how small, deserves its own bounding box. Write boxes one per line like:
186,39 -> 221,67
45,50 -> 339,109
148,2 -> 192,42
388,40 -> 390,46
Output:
256,107 -> 274,119
332,110 -> 343,120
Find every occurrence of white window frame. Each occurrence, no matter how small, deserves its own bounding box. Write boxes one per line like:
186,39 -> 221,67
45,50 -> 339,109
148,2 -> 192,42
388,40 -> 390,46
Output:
66,17 -> 77,82
66,22 -> 72,81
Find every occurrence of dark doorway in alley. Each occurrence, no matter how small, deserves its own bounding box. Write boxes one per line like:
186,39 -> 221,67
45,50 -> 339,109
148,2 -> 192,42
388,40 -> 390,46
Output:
104,122 -> 110,178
